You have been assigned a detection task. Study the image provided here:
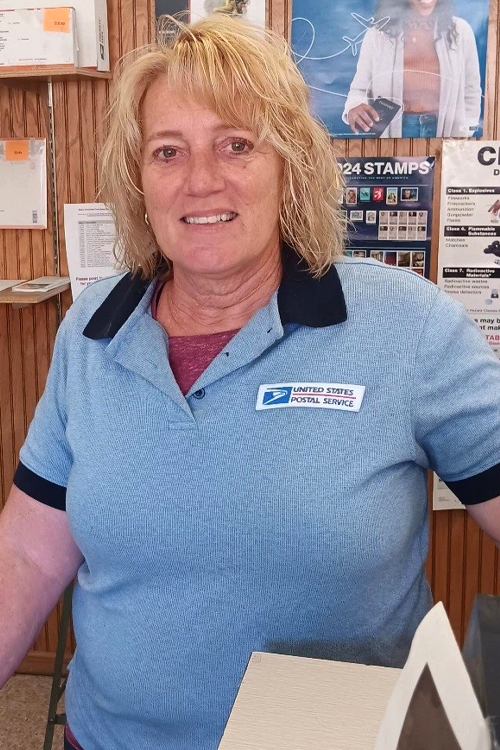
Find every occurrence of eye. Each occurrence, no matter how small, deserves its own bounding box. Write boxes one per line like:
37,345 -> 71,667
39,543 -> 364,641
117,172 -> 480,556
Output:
226,139 -> 253,154
154,146 -> 178,160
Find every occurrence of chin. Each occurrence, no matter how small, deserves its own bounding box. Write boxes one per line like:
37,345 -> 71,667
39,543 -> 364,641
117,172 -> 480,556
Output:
177,254 -> 244,278
416,0 -> 437,10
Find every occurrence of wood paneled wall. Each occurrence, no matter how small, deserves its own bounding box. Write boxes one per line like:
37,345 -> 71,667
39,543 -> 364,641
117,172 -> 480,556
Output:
0,0 -> 154,675
0,0 -> 498,675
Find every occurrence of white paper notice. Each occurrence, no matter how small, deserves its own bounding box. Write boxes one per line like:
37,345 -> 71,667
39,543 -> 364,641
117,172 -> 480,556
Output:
190,0 -> 266,27
433,475 -> 465,512
63,203 -> 122,300
0,139 -> 47,229
438,141 -> 500,358
374,603 -> 491,750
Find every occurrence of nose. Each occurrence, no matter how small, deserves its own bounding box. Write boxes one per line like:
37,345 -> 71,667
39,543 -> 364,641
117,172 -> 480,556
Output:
185,149 -> 226,197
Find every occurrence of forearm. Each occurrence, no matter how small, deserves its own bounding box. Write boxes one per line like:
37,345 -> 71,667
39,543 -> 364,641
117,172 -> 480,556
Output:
0,545 -> 63,689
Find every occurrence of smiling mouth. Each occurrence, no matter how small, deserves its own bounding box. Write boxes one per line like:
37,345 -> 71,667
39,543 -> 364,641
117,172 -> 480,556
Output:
182,212 -> 238,225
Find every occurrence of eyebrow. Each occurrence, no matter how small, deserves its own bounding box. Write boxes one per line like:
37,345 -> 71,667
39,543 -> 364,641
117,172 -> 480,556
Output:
145,124 -> 252,144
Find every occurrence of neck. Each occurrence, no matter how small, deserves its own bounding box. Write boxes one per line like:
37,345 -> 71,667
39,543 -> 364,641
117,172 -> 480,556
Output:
409,7 -> 436,19
156,251 -> 283,336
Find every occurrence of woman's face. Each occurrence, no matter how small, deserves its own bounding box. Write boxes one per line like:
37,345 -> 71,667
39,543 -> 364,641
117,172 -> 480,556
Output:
409,0 -> 439,15
140,76 -> 283,280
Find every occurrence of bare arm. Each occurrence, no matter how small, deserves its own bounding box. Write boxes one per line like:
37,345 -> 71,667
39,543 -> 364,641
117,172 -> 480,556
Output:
342,30 -> 375,127
467,495 -> 500,549
462,21 -> 482,136
0,484 -> 84,689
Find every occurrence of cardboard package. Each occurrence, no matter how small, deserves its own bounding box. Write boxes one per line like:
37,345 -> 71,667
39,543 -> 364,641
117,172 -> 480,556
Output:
0,0 -> 109,70
0,8 -> 78,68
218,603 -> 497,750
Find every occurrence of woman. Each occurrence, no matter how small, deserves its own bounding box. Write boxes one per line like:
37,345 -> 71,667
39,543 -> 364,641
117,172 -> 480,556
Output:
343,0 -> 482,137
1,15 -> 500,750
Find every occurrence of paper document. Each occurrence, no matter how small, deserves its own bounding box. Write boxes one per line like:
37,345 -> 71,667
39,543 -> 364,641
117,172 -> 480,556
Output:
374,603 -> 492,750
433,475 -> 465,512
63,203 -> 123,300
0,139 -> 47,229
438,141 -> 500,359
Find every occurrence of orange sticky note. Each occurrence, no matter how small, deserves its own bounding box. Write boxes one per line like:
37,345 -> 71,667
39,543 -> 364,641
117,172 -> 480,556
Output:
5,140 -> 29,161
43,7 -> 71,33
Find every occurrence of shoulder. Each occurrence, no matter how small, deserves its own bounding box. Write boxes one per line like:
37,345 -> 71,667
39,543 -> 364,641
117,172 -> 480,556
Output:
60,272 -> 132,334
336,256 -> 455,325
336,256 -> 438,299
362,27 -> 395,47
335,257 -> 473,345
452,16 -> 476,40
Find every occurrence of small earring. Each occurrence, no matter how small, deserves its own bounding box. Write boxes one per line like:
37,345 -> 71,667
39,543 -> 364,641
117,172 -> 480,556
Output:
145,212 -> 150,226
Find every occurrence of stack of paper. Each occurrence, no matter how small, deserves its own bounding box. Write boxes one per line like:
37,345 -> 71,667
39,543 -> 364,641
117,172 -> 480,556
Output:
10,277 -> 68,293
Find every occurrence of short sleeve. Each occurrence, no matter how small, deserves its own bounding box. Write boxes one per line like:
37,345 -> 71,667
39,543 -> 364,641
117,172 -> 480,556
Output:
14,317 -> 73,510
412,290 -> 500,505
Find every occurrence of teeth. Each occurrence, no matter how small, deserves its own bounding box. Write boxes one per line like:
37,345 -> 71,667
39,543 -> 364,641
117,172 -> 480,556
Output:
184,213 -> 236,224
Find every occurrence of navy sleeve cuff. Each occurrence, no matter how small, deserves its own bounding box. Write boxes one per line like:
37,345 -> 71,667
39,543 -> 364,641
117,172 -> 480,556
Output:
13,461 -> 67,511
445,462 -> 500,506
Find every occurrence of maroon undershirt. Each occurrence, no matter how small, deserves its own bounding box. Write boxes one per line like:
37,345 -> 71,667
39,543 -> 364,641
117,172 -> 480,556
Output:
151,280 -> 240,394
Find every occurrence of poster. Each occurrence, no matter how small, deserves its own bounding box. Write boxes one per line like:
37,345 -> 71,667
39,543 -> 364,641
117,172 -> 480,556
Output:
438,141 -> 500,355
189,0 -> 265,26
434,140 -> 500,511
291,0 -> 490,139
156,0 -> 265,27
338,156 -> 435,276
63,204 -> 122,300
156,0 -> 187,17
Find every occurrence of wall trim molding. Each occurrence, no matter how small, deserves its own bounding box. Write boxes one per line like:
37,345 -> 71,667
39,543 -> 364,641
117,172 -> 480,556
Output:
17,651 -> 71,677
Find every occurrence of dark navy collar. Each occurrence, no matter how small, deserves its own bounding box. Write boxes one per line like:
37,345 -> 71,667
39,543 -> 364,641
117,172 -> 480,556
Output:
83,246 -> 347,340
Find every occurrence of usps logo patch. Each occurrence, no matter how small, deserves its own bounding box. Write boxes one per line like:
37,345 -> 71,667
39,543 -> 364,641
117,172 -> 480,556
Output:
256,382 -> 365,412
261,387 -> 293,406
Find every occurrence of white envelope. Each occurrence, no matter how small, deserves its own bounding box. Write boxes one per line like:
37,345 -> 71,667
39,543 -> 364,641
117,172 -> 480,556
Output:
0,140 -> 47,229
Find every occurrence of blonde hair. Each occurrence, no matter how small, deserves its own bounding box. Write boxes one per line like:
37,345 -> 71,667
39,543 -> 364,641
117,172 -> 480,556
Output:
99,14 -> 345,279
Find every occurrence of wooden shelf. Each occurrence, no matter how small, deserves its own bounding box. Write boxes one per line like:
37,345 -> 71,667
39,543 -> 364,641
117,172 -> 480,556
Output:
0,278 -> 70,305
0,67 -> 111,83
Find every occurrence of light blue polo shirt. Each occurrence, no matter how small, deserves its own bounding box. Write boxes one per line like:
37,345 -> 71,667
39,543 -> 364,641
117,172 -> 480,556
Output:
15,252 -> 500,750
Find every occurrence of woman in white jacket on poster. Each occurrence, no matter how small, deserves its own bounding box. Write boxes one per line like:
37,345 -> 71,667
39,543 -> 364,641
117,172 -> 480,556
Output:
343,0 -> 482,138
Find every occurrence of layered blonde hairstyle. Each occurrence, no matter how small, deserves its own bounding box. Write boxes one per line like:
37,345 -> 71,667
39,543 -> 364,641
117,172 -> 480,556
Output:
99,14 -> 345,279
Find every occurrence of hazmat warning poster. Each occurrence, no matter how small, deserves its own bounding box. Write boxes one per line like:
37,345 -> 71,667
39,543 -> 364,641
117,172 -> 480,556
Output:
438,141 -> 500,356
435,140 -> 500,511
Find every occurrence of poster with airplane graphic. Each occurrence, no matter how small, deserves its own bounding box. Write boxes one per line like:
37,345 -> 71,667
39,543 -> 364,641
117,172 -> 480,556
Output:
291,0 -> 490,139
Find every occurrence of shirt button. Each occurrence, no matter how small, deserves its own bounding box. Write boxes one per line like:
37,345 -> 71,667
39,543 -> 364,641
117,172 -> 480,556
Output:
193,388 -> 205,399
